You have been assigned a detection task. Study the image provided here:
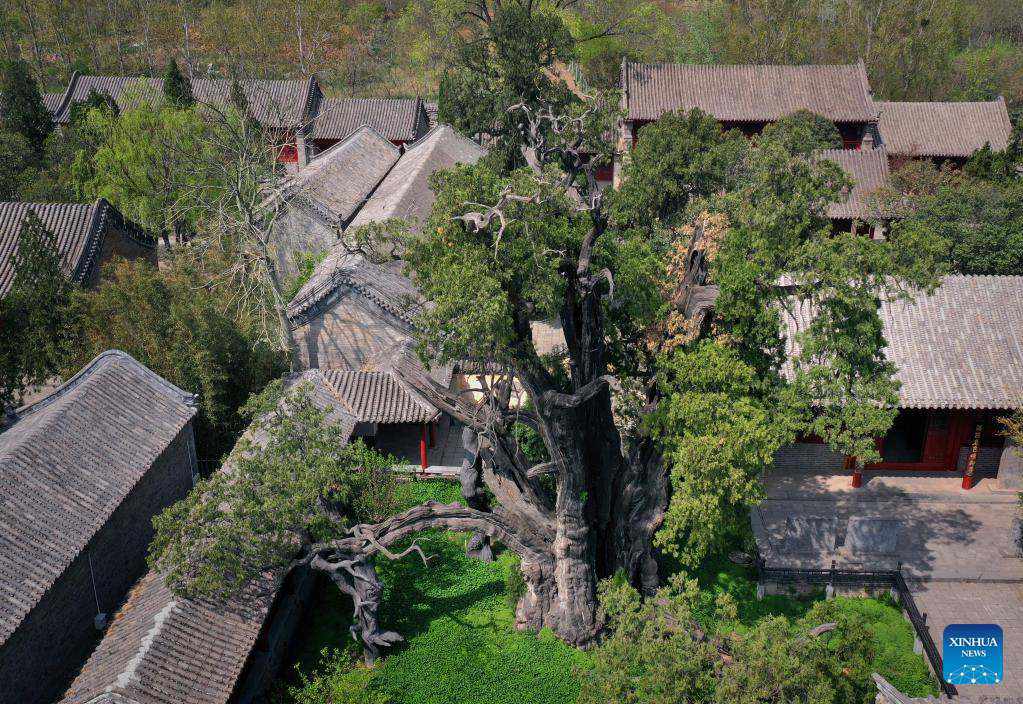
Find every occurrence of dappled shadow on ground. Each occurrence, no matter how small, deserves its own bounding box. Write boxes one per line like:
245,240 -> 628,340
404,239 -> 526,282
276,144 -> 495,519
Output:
755,470 -> 998,579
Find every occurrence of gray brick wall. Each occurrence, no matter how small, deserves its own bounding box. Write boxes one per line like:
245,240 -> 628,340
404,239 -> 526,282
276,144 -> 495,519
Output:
773,443 -> 846,472
0,423 -> 196,704
294,293 -> 412,371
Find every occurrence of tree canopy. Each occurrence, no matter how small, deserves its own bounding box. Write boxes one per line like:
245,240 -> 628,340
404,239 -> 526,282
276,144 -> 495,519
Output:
0,211 -> 76,410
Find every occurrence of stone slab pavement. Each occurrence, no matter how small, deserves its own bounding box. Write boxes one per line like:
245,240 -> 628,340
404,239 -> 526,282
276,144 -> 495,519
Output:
911,581 -> 1023,697
756,470 -> 1023,697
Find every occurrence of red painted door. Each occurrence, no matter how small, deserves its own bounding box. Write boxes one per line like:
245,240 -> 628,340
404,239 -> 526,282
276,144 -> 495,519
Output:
921,411 -> 950,466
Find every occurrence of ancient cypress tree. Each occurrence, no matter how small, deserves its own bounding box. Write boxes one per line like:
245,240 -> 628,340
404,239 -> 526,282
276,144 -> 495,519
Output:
0,59 -> 52,160
162,58 -> 195,108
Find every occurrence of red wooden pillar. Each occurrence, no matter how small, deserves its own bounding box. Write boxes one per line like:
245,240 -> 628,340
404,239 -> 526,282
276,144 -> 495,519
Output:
962,420 -> 983,490
846,455 -> 862,488
420,423 -> 428,470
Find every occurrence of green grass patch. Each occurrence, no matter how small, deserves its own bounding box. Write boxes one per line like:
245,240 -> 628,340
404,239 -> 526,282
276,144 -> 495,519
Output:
279,478 -> 936,701
689,548 -> 938,697
278,479 -> 588,704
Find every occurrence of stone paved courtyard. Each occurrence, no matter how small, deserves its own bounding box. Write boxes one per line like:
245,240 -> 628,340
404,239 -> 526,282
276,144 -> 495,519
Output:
755,469 -> 1023,696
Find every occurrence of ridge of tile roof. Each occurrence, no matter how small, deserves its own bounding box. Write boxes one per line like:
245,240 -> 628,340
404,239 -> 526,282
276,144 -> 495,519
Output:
623,61 -> 876,123
782,275 -> 1023,410
287,250 -> 422,327
0,350 -> 198,648
348,124 -> 486,232
47,72 -> 317,128
875,98 -> 1013,158
288,125 -> 401,225
322,368 -> 440,424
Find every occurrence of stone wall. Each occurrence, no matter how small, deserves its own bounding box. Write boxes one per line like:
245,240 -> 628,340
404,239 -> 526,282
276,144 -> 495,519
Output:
294,293 -> 412,371
0,424 -> 196,704
83,220 -> 158,289
773,442 -> 847,472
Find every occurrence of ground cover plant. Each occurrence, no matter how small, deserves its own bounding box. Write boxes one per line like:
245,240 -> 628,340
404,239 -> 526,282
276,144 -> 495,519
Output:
279,480 -> 937,703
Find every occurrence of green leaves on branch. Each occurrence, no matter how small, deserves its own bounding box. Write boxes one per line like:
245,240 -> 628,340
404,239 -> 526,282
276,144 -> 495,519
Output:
580,574 -> 875,704
149,381 -> 398,600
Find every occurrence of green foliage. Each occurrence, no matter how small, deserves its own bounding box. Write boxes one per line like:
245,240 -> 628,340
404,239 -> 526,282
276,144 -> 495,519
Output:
438,2 -> 576,168
149,381 -> 398,599
0,211 -> 76,409
0,129 -> 32,200
283,480 -> 588,704
67,258 -> 284,458
761,110 -> 843,156
649,340 -> 792,569
890,162 -> 1023,276
289,650 -> 389,704
578,575 -> 720,704
706,133 -> 943,462
0,59 -> 51,160
715,601 -> 874,704
76,101 -> 210,241
612,108 -> 746,225
162,59 -> 195,108
952,39 -> 1023,110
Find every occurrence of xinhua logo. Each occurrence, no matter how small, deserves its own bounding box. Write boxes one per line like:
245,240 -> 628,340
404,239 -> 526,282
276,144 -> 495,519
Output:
943,624 -> 1003,685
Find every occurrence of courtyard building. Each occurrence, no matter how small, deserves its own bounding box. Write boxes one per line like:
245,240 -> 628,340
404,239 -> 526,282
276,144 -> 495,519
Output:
0,351 -> 199,704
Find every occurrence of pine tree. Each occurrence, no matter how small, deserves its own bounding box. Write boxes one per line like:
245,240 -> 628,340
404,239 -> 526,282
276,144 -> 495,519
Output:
0,60 -> 52,160
163,59 -> 195,108
0,211 -> 76,409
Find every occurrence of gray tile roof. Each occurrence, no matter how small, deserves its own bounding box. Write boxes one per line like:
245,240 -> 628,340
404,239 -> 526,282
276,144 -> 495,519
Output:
783,275 -> 1023,410
0,350 -> 197,649
0,199 -> 152,297
288,126 -> 401,224
311,97 -> 428,142
876,98 -> 1013,158
60,369 -> 352,704
348,125 -> 486,232
322,369 -> 439,424
48,74 -> 164,123
817,148 -> 890,220
287,250 -> 422,327
190,77 -> 316,128
623,61 -> 876,123
47,73 -> 317,129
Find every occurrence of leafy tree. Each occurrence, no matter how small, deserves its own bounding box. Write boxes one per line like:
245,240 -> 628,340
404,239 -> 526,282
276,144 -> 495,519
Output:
952,39 -> 1023,111
0,129 -> 32,200
438,1 -> 576,168
149,380 -> 402,659
76,101 -> 208,248
162,58 -> 195,108
884,162 -> 1023,275
760,110 -> 843,156
612,108 -> 746,224
68,258 -> 284,459
147,83 -> 944,661
716,601 -> 874,704
579,575 -> 875,704
0,211 -> 76,410
577,575 -> 720,704
0,59 -> 52,160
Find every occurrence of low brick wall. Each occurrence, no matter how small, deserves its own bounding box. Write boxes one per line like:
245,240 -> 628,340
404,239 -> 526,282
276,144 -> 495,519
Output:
773,443 -> 846,472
